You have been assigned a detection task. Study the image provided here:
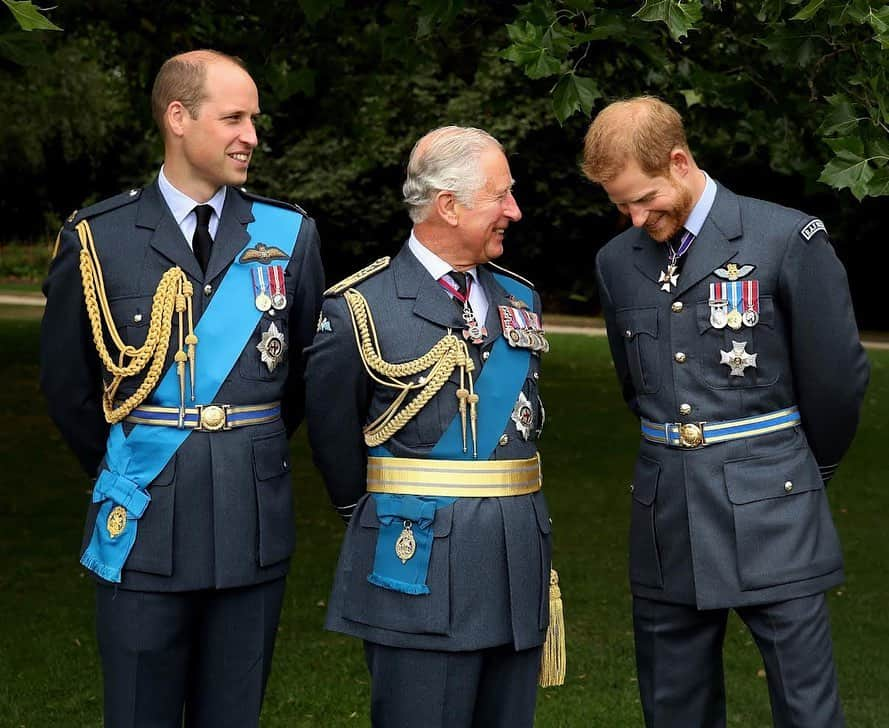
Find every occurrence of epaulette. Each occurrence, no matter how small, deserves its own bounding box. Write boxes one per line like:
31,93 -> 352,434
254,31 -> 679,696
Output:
324,257 -> 391,296
237,187 -> 309,217
486,261 -> 535,289
798,218 -> 827,243
64,188 -> 142,228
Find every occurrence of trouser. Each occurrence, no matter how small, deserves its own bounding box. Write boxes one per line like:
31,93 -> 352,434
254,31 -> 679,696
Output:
363,641 -> 542,728
96,577 -> 287,728
633,593 -> 844,728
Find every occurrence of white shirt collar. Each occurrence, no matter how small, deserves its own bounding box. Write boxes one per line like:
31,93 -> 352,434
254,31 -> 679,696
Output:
684,171 -> 717,238
408,231 -> 479,283
157,166 -> 227,232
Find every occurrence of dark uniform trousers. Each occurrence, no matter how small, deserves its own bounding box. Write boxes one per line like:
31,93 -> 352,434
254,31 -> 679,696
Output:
596,183 -> 868,728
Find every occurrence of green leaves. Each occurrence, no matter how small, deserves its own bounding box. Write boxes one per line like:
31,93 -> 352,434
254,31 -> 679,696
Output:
2,0 -> 60,31
633,0 -> 703,41
552,73 -> 601,124
503,20 -> 564,79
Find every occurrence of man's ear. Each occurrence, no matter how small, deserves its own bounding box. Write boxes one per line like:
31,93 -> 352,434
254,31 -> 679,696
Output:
166,101 -> 188,139
434,190 -> 460,227
669,148 -> 692,178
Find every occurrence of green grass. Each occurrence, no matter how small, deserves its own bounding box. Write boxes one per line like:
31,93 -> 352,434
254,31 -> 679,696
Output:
1,323 -> 886,727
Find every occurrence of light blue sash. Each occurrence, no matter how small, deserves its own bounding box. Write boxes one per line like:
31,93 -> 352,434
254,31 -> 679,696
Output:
81,202 -> 303,582
366,272 -> 535,594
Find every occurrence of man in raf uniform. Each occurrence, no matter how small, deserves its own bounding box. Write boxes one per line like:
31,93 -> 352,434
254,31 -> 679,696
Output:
40,50 -> 323,727
585,96 -> 869,727
305,126 -> 563,727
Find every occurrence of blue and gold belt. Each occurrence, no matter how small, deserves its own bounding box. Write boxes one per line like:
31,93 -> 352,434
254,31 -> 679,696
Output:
123,401 -> 281,431
641,406 -> 800,448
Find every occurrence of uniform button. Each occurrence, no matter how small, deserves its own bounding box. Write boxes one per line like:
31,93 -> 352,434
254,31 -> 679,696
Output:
532,371 -> 539,380
624,329 -> 632,338
674,352 -> 687,363
679,403 -> 692,415
204,284 -> 213,296
499,434 -> 509,446
482,351 -> 490,361
784,481 -> 793,492
629,483 -> 634,493
133,313 -> 142,323
671,301 -> 684,313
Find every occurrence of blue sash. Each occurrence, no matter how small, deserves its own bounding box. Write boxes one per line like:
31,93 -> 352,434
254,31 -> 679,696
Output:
367,272 -> 535,594
80,203 -> 303,582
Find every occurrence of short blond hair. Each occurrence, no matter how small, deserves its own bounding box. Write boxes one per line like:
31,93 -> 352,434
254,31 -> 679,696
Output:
582,96 -> 688,183
150,49 -> 246,134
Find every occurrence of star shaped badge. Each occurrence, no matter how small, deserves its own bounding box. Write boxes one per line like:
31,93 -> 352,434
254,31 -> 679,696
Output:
257,322 -> 287,372
719,340 -> 757,377
658,264 -> 679,293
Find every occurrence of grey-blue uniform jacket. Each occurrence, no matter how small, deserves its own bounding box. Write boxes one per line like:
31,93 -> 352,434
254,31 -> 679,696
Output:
596,183 -> 869,610
40,180 -> 324,591
304,243 -> 552,651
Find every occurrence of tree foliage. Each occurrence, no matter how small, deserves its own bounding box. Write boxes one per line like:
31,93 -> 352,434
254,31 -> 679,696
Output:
500,0 -> 889,200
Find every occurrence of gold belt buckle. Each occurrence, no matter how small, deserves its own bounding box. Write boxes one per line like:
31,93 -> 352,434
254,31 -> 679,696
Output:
197,404 -> 230,431
677,422 -> 705,448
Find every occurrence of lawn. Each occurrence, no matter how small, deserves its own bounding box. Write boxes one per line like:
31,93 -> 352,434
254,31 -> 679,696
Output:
1,321 -> 885,727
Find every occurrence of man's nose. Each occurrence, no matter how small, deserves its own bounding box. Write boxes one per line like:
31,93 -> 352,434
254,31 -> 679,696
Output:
504,191 -> 522,222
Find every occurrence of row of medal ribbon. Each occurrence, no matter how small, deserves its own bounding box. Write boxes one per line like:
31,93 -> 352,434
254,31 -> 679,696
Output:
252,265 -> 287,312
498,305 -> 550,353
709,280 -> 759,330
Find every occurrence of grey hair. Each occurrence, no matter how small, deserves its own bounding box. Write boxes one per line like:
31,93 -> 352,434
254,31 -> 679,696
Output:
403,126 -> 504,223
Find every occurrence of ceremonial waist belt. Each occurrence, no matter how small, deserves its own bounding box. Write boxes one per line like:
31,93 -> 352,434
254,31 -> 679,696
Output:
123,401 -> 281,431
641,406 -> 800,448
366,454 -> 541,497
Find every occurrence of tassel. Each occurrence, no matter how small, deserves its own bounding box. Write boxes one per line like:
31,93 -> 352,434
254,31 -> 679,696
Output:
538,567 -> 566,687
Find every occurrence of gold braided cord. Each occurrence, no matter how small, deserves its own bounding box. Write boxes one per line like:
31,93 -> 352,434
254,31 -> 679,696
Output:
343,288 -> 476,449
76,220 -> 195,424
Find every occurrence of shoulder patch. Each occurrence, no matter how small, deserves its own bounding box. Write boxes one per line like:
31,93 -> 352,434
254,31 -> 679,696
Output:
324,257 -> 391,296
799,218 -> 827,242
65,188 -> 142,227
486,261 -> 535,289
237,187 -> 308,217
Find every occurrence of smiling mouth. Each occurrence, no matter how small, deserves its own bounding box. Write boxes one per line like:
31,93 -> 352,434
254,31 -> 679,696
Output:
229,152 -> 250,163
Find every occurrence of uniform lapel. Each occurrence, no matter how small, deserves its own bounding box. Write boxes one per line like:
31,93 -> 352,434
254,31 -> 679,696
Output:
394,242 -> 464,329
632,230 -> 671,286
477,265 -> 511,341
204,188 -> 253,283
137,180 -> 204,282
673,183 -> 742,298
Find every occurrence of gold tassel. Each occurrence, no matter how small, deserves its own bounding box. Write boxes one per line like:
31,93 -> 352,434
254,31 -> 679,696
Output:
538,568 -> 566,687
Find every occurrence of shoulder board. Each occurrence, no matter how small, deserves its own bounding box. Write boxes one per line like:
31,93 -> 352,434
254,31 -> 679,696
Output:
324,257 -> 391,296
237,187 -> 308,217
486,261 -> 535,289
65,188 -> 142,227
799,218 -> 827,242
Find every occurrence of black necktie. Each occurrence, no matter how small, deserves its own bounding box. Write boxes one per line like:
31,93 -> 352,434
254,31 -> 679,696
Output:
192,205 -> 213,274
448,270 -> 468,311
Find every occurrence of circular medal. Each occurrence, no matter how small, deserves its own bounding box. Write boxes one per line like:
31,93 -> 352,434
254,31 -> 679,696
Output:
710,307 -> 728,330
395,522 -> 416,564
106,505 -> 127,538
742,309 -> 759,327
255,292 -> 272,312
727,310 -> 743,330
508,329 -> 520,344
272,293 -> 287,310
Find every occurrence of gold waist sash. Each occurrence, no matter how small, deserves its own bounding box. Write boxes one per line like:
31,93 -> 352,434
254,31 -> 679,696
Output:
366,454 -> 541,497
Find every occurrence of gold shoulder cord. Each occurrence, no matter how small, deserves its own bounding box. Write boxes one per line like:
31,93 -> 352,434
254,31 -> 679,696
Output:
76,220 -> 197,424
343,288 -> 480,457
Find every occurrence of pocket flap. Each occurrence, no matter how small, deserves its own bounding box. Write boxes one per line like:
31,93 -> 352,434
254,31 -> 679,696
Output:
109,295 -> 154,329
252,431 -> 291,481
359,496 -> 454,537
697,294 -> 775,334
632,455 -> 661,506
615,306 -> 658,339
724,447 -> 821,505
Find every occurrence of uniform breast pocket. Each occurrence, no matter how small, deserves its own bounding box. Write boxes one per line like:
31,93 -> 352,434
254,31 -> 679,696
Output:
239,313 -> 289,382
108,295 -> 157,350
695,296 -> 779,389
615,307 -> 661,394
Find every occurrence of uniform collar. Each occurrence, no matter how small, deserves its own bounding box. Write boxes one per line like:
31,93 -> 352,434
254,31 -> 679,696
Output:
158,165 -> 227,231
683,170 -> 717,238
408,231 -> 479,284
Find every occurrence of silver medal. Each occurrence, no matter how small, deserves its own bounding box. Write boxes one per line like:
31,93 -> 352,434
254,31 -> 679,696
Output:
257,322 -> 287,372
709,300 -> 728,329
719,340 -> 757,377
510,391 -> 534,440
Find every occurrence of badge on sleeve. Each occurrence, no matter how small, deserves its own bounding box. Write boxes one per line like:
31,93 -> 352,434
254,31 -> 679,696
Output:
257,322 -> 287,372
316,314 -> 332,333
799,219 -> 826,241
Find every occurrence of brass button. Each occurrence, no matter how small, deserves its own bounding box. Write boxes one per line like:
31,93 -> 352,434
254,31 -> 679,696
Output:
679,403 -> 692,415
482,351 -> 490,361
204,284 -> 213,296
671,301 -> 683,313
784,481 -> 793,493
674,352 -> 687,363
499,434 -> 509,446
199,405 -> 226,431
